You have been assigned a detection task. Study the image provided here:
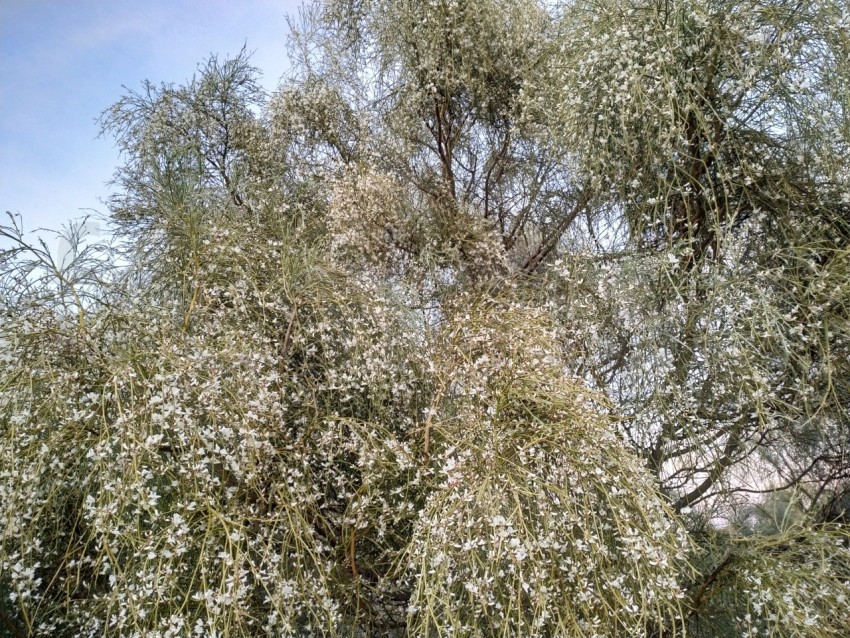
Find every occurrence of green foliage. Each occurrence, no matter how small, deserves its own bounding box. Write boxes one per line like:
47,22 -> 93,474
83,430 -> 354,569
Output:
685,527 -> 850,638
2,0 -> 850,636
0,218 -> 691,636
553,0 -> 850,247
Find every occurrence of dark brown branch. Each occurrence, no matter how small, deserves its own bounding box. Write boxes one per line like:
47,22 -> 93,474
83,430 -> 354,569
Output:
673,423 -> 744,511
520,185 -> 591,275
483,129 -> 511,220
688,548 -> 735,617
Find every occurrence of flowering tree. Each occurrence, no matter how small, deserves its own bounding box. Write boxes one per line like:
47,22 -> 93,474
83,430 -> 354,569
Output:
1,1 -> 849,636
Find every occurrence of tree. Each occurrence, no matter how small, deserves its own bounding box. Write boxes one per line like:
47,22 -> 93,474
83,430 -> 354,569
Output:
548,0 -> 850,514
1,0 -> 849,636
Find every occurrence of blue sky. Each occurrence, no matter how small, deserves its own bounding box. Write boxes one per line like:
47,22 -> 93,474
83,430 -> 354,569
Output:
0,0 -> 301,241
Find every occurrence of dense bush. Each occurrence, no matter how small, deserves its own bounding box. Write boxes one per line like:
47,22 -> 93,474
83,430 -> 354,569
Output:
2,0 -> 849,636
